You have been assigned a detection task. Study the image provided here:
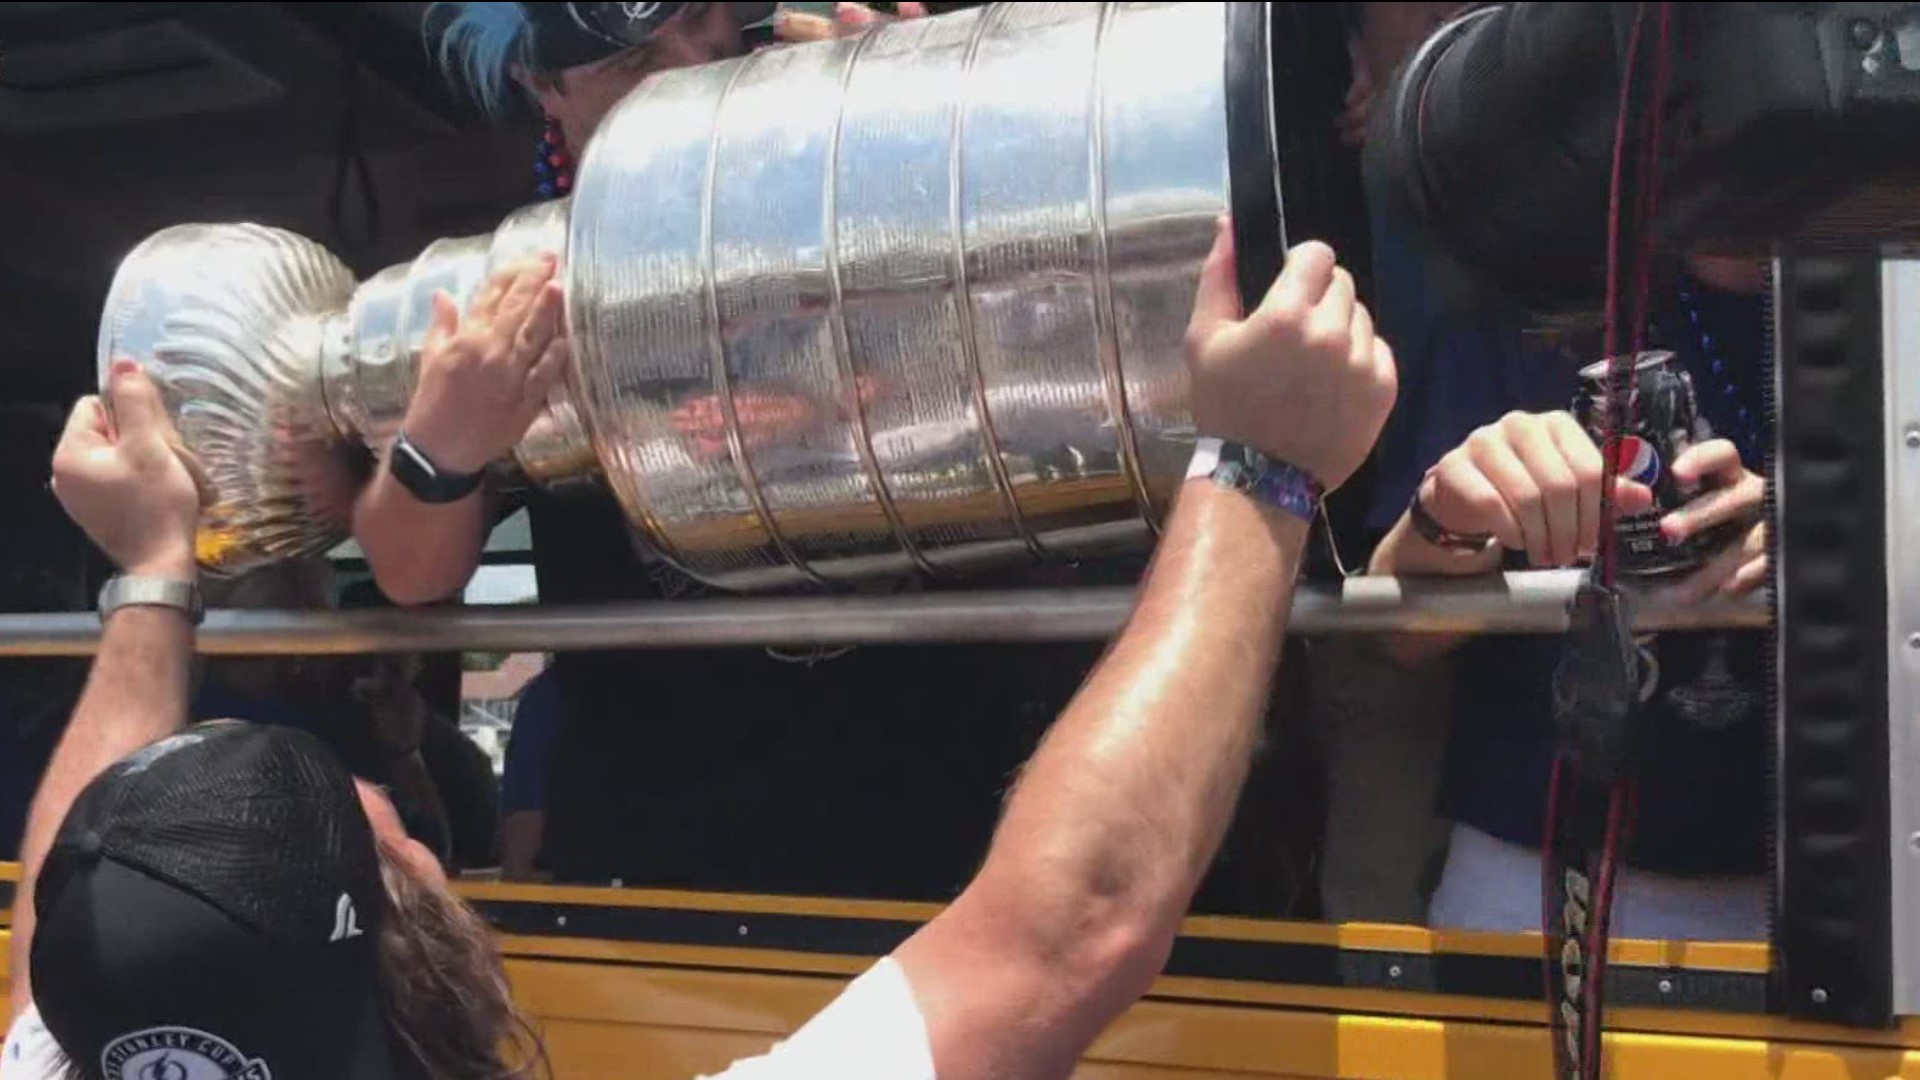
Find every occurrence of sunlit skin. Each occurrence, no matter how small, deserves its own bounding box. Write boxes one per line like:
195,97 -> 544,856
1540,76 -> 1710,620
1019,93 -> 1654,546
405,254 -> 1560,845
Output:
358,778 -> 448,887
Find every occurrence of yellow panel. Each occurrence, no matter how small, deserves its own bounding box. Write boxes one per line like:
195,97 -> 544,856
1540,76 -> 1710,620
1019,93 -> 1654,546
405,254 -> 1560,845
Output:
16,862 -> 1920,1075
9,926 -> 1920,1078
463,879 -> 943,923
1075,1060 -> 1297,1068
507,958 -> 836,1032
463,877 -> 1771,972
504,958 -> 1920,1080
1089,997 -> 1920,1079
535,1019 -> 776,1080
492,932 -> 1918,1052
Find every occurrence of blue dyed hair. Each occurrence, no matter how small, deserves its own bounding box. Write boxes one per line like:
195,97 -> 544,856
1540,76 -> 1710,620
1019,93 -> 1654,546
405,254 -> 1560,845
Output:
425,2 -> 531,115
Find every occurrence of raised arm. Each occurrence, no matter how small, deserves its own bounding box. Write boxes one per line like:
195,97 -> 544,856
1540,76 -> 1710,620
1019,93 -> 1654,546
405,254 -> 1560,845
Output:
352,258 -> 566,606
892,227 -> 1399,1080
10,364 -> 203,1022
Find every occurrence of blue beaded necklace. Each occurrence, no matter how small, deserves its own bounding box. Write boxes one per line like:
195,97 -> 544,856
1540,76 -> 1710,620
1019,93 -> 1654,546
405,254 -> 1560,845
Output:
1671,273 -> 1768,467
534,116 -> 573,200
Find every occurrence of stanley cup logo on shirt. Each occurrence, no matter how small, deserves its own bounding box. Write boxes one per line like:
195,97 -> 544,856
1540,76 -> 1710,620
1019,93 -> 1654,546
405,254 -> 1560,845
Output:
100,1028 -> 273,1080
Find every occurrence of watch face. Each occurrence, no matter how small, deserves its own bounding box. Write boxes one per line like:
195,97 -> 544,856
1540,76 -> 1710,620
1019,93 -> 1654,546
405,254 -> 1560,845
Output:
390,433 -> 485,504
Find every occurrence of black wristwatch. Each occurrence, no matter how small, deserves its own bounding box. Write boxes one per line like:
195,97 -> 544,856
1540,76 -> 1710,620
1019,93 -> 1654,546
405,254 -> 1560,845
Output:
389,430 -> 486,505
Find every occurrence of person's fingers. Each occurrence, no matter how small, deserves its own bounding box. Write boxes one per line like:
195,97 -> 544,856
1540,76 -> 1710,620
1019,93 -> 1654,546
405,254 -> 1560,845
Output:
1663,470 -> 1764,544
1186,218 -> 1243,338
1371,335 -> 1399,414
1547,413 -> 1605,559
104,361 -> 170,442
1673,522 -> 1767,605
513,284 -> 567,369
1725,522 -> 1770,597
1468,427 -> 1550,566
525,336 -> 570,400
1306,266 -> 1357,347
1724,549 -> 1770,597
1335,103 -> 1370,149
1613,478 -> 1657,517
1427,457 -> 1524,551
1347,35 -> 1372,91
774,10 -> 832,41
1503,414 -> 1578,566
1674,537 -> 1746,604
59,394 -> 111,452
898,1 -> 930,16
837,1 -> 880,24
425,290 -> 461,356
1346,296 -> 1375,369
491,259 -> 557,350
467,267 -> 517,324
1256,240 -> 1337,322
1670,437 -> 1745,491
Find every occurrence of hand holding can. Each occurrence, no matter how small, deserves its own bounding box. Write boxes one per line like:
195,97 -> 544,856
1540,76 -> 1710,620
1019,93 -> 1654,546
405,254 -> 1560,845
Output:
1413,409 -> 1654,569
1573,351 -> 1736,577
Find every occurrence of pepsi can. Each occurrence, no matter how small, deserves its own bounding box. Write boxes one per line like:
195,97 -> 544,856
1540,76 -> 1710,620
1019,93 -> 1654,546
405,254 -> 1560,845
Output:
1573,351 -> 1714,576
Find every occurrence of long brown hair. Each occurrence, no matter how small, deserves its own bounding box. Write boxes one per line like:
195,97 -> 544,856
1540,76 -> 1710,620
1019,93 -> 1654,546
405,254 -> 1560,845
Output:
374,841 -> 549,1080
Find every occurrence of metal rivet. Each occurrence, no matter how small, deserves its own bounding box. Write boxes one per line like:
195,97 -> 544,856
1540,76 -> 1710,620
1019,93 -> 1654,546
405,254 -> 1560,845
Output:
1658,978 -> 1675,995
1909,832 -> 1920,854
1388,964 -> 1403,980
737,924 -> 750,937
555,915 -> 568,929
1812,988 -> 1830,1005
1906,428 -> 1920,449
1909,633 -> 1920,650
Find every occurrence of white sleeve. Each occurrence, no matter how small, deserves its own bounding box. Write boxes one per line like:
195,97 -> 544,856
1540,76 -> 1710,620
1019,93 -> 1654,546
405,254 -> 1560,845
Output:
2,1006 -> 67,1080
699,957 -> 936,1080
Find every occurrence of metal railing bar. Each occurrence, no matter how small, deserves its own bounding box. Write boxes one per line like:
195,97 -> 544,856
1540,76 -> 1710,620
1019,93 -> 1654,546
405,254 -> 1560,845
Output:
0,570 -> 1767,657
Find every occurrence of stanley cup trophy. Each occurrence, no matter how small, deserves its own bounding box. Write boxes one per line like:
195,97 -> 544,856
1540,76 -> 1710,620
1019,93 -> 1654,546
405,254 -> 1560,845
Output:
97,2 -> 1307,592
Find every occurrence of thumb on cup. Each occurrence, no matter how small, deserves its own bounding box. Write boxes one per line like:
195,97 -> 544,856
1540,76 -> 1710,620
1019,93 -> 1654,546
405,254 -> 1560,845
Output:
105,360 -> 168,439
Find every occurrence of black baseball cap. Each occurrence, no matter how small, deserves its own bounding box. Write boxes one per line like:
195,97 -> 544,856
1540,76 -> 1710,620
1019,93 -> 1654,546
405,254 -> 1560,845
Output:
29,721 -> 400,1080
518,2 -> 779,74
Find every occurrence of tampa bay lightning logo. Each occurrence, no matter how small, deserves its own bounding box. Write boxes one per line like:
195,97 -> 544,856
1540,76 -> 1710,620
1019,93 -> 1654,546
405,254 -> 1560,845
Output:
1613,434 -> 1663,486
102,1028 -> 271,1080
142,1055 -> 189,1080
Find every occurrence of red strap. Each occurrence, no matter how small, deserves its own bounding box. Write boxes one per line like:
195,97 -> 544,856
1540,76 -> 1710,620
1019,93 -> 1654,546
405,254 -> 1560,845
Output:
1546,7 -> 1675,1079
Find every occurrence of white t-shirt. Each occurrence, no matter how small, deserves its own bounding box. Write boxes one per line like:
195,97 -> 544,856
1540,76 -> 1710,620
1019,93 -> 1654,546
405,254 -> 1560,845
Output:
1,958 -> 935,1080
701,958 -> 936,1079
1428,823 -> 1770,941
1,1007 -> 61,1080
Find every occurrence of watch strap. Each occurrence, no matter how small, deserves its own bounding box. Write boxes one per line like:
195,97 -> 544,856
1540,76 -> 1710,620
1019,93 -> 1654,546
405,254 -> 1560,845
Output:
1187,438 -> 1323,523
98,575 -> 203,626
390,430 -> 486,505
1407,484 -> 1497,553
